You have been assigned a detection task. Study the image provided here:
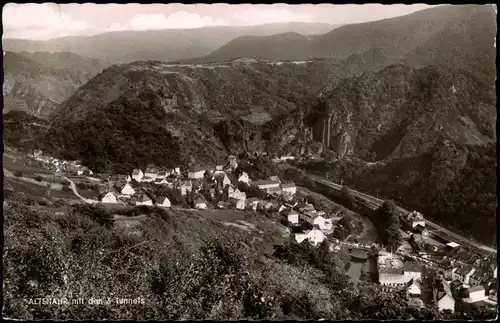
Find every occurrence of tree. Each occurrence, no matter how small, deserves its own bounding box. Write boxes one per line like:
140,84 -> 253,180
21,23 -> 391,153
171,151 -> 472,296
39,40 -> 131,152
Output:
373,200 -> 402,249
340,186 -> 355,209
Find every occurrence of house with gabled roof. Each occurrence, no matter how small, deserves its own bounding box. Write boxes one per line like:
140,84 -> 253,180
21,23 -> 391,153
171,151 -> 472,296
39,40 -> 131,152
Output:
295,229 -> 326,246
246,198 -> 259,211
135,194 -> 153,206
403,261 -> 423,282
120,182 -> 136,197
300,212 -> 333,232
228,198 -> 245,210
238,172 -> 250,184
258,200 -> 273,211
131,169 -> 144,182
221,173 -> 232,187
188,166 -> 206,179
463,285 -> 486,303
407,211 -> 425,228
435,278 -> 455,313
156,170 -> 168,180
194,196 -> 207,210
267,186 -> 282,196
177,180 -> 192,196
144,167 -> 159,179
100,191 -> 118,204
286,209 -> 299,225
406,278 -> 422,297
156,196 -> 171,208
281,182 -> 296,195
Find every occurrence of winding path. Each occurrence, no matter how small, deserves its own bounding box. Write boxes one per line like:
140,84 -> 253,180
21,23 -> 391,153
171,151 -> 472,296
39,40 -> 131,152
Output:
62,176 -> 98,204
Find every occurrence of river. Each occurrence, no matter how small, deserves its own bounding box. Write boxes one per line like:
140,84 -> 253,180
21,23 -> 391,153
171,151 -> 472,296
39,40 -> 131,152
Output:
347,260 -> 364,284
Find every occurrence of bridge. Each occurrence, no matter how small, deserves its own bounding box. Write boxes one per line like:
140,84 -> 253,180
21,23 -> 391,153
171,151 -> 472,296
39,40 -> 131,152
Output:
309,174 -> 496,257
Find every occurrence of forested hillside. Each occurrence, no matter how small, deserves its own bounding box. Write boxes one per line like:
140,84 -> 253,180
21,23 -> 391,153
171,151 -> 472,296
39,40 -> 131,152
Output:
6,196 -> 494,320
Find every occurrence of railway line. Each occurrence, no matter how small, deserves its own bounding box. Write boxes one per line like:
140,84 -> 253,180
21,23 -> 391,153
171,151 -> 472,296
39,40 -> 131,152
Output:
309,174 -> 496,256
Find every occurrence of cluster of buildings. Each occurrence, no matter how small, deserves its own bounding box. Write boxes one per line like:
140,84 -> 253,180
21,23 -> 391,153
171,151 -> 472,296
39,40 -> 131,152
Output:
31,150 -> 94,175
380,210 -> 498,313
79,155 -> 304,215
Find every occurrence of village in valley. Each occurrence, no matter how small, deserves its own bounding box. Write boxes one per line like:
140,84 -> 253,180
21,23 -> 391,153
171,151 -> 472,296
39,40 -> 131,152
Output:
25,148 -> 498,315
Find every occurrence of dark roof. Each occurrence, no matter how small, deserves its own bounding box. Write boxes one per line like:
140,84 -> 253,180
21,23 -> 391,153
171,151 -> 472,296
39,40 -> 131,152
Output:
138,194 -> 151,202
132,169 -> 142,175
414,224 -> 426,232
145,167 -> 158,173
404,261 -> 423,273
194,196 -> 206,204
157,170 -> 168,176
189,166 -> 206,172
157,196 -> 170,204
468,285 -> 485,293
350,249 -> 369,260
281,182 -> 296,188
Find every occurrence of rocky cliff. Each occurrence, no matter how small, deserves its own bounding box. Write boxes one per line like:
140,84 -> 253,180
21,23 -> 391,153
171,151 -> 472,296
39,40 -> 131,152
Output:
308,64 -> 496,162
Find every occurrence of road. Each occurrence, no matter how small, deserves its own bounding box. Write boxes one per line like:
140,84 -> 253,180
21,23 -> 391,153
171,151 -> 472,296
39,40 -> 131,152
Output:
309,174 -> 496,256
62,176 -> 98,205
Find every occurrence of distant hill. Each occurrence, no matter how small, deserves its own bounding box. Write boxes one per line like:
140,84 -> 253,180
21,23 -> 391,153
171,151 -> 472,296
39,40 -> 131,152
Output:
176,32 -> 317,64
183,5 -> 496,82
3,23 -> 339,63
2,51 -> 110,118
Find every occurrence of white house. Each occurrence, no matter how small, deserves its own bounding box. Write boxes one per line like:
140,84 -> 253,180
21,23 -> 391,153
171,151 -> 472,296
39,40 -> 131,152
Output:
136,195 -> 153,206
156,196 -> 171,208
229,188 -> 245,200
464,286 -> 486,303
194,196 -> 207,210
246,198 -> 259,211
132,169 -> 144,182
407,211 -> 425,228
295,229 -> 326,246
437,278 -> 455,313
493,265 -> 497,279
222,174 -> 232,187
227,155 -> 238,169
188,166 -> 206,179
228,198 -> 245,210
403,261 -> 423,282
101,192 -> 118,204
144,167 -> 159,180
287,210 -> 299,225
278,205 -> 287,213
281,182 -> 296,195
120,183 -> 136,196
178,181 -> 192,196
156,170 -> 168,180
407,279 -> 422,297
253,180 -> 280,191
301,213 -> 333,232
238,172 -> 250,184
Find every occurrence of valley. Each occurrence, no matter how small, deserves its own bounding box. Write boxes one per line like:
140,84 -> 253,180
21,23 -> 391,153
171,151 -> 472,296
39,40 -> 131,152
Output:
2,3 -> 496,321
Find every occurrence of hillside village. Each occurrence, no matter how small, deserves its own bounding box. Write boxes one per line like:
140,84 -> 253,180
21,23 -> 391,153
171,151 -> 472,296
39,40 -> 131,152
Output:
29,148 -> 498,315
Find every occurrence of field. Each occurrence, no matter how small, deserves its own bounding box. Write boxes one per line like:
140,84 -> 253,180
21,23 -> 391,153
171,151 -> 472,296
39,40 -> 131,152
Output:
3,148 -> 82,205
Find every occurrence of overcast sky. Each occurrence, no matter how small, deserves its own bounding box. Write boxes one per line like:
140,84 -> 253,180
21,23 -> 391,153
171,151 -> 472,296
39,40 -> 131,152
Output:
2,3 -> 436,40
